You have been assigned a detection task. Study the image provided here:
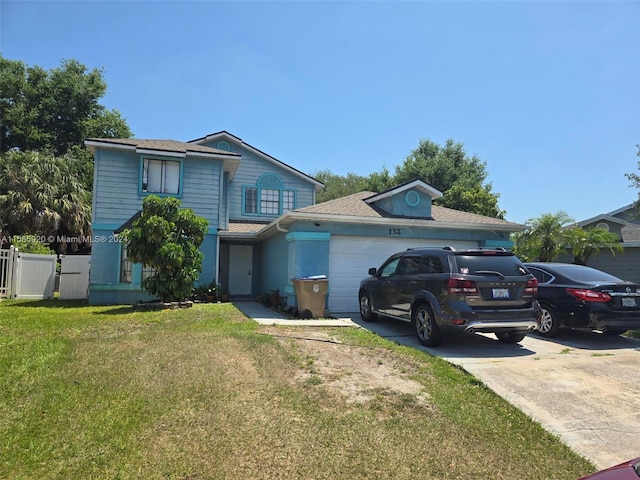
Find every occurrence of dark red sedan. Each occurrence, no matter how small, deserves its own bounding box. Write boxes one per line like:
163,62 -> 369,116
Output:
578,457 -> 640,479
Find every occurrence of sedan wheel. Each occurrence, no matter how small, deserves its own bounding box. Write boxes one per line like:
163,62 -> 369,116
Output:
413,304 -> 442,347
537,304 -> 560,337
359,291 -> 377,322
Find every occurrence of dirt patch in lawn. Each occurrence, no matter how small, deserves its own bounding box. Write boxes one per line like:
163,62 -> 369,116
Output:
259,326 -> 432,409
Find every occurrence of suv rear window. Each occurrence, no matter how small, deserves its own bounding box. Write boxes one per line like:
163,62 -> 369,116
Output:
454,253 -> 528,276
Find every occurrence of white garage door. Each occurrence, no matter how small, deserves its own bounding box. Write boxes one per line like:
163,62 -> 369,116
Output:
328,236 -> 478,312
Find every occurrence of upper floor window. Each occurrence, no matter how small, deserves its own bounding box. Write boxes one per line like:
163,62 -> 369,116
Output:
243,174 -> 295,216
142,158 -> 181,195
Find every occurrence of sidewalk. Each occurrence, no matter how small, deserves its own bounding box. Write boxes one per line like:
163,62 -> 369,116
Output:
233,300 -> 357,327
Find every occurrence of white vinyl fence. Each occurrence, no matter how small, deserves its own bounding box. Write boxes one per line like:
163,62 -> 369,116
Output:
0,247 -> 16,298
0,247 -> 57,299
58,255 -> 91,300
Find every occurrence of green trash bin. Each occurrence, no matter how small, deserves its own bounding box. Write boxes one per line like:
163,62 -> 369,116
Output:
292,276 -> 329,318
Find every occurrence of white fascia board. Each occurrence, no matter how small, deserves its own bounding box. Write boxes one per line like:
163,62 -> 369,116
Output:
84,140 -> 137,153
576,214 -> 628,227
365,180 -> 443,203
136,148 -> 185,158
259,212 -> 524,238
222,157 -> 241,180
192,132 -> 324,191
218,231 -> 260,240
605,204 -> 635,216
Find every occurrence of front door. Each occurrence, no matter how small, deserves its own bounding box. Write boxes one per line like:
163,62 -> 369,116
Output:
228,245 -> 253,296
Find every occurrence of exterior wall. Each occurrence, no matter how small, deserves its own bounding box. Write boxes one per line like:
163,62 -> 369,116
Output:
198,139 -> 316,222
89,146 -> 224,304
280,219 -> 513,246
373,190 -> 433,217
257,234 -> 289,298
585,248 -> 640,283
256,220 -> 514,313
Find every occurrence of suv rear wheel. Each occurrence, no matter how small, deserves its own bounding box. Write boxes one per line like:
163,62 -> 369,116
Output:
359,290 -> 377,322
413,303 -> 442,347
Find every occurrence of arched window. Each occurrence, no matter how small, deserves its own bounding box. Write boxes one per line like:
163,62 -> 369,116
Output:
243,174 -> 296,216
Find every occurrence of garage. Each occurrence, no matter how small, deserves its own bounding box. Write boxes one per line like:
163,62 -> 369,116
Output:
328,235 -> 479,312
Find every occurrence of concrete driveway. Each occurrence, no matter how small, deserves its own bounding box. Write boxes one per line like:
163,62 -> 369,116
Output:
344,314 -> 640,470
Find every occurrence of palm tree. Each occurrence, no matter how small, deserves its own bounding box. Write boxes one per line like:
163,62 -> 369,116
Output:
0,150 -> 91,252
513,211 -> 574,262
565,227 -> 623,265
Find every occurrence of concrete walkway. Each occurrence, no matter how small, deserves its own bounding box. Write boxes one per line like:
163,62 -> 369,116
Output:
233,300 -> 356,327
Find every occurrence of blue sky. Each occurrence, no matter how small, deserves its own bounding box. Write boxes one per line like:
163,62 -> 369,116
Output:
2,0 -> 639,224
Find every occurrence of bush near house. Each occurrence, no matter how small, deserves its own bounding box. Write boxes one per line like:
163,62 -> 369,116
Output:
122,195 -> 208,302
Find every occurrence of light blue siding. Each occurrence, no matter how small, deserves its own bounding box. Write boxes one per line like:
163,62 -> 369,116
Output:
93,148 -> 223,228
89,146 -> 225,304
374,190 -> 433,218
198,139 -> 316,221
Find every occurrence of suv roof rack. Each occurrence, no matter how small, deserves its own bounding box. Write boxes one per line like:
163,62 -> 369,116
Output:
406,246 -> 457,251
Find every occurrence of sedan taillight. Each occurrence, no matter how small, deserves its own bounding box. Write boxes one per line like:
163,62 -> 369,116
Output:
524,278 -> 538,294
566,288 -> 611,303
446,278 -> 478,295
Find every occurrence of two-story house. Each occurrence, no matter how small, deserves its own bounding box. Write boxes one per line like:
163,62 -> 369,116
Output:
86,131 -> 526,312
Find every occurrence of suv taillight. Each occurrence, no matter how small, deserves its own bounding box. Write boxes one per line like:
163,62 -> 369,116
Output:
524,278 -> 538,294
446,278 -> 478,295
566,288 -> 611,303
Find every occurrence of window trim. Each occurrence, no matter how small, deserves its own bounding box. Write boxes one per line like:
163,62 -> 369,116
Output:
242,183 -> 296,217
139,155 -> 184,198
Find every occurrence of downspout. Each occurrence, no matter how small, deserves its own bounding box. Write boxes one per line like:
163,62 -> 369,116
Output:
276,222 -> 288,233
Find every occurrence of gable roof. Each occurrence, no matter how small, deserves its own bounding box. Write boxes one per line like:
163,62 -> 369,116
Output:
365,179 -> 443,204
189,131 -> 324,192
217,191 -> 524,240
294,191 -> 520,227
85,137 -> 242,178
85,138 -> 240,157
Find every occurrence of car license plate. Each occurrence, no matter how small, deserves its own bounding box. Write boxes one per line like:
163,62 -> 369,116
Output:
492,288 -> 510,299
622,297 -> 636,307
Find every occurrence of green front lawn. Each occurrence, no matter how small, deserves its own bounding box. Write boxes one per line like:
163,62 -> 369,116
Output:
0,300 -> 595,479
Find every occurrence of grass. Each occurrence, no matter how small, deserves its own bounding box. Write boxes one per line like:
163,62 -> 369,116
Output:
0,300 -> 596,479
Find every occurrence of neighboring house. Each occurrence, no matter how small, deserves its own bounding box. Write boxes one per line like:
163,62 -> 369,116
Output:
86,131 -> 526,312
569,204 -> 640,283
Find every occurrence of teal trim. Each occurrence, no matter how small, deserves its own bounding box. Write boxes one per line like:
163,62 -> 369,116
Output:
90,282 -> 146,292
138,154 -> 184,199
242,178 -> 296,217
257,173 -> 284,188
286,232 -> 331,242
216,141 -> 231,151
405,190 -> 420,207
482,239 -> 515,248
92,223 -> 122,231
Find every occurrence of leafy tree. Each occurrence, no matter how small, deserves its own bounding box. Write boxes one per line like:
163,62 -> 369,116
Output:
0,150 -> 91,253
625,145 -> 640,212
565,227 -> 623,265
0,57 -> 132,156
395,138 -> 504,218
123,196 -> 208,302
12,235 -> 55,255
512,211 -> 574,262
394,139 -> 487,190
439,184 -> 505,218
313,170 -> 369,203
312,138 -> 505,218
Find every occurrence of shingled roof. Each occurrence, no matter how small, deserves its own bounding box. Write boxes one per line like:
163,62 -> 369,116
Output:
85,138 -> 240,156
295,191 -> 519,226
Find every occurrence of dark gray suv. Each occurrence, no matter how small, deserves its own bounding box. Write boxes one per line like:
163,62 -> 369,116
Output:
359,247 -> 541,347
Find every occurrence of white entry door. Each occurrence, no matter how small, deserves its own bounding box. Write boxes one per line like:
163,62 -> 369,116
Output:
228,245 -> 253,295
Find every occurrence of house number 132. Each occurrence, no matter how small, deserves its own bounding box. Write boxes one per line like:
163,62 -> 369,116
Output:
388,228 -> 401,235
